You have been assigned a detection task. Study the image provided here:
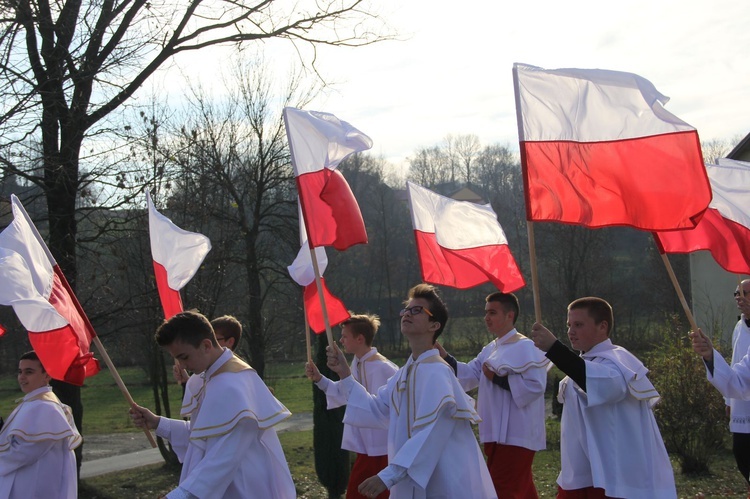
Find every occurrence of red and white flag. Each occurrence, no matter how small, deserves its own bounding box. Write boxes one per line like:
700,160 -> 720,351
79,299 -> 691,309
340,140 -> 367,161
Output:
655,158 -> 750,275
513,63 -> 711,230
283,107 -> 371,251
287,203 -> 350,333
407,182 -> 525,292
0,195 -> 100,385
147,192 -> 212,319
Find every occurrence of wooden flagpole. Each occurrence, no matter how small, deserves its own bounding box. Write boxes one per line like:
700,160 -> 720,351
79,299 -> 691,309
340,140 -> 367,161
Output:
308,245 -> 336,348
304,303 -> 312,363
657,249 -> 699,332
92,337 -> 157,447
527,222 -> 543,323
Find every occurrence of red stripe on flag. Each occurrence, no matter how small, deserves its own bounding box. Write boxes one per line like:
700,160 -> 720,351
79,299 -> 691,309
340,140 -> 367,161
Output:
415,231 -> 525,292
296,168 -> 367,251
304,278 -> 350,334
153,261 -> 184,319
39,267 -> 101,385
655,207 -> 750,275
521,131 -> 710,230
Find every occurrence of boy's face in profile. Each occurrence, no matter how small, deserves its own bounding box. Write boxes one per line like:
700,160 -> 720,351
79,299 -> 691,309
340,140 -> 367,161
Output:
18,359 -> 51,394
339,325 -> 359,354
167,339 -> 214,374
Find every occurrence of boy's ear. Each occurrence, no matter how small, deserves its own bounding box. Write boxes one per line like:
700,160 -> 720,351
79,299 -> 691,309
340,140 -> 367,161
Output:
429,321 -> 440,332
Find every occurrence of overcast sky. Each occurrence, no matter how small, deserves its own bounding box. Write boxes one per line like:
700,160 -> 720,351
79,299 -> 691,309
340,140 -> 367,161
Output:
160,0 -> 750,170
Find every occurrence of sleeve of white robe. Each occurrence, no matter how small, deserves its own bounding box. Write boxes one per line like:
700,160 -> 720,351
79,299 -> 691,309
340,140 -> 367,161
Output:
455,347 -> 488,392
0,435 -> 58,475
708,348 -> 750,400
175,418 -> 258,498
155,417 -> 192,462
580,359 -> 628,406
383,404 -> 457,489
341,376 -> 390,430
507,365 -> 547,408
315,376 -> 348,409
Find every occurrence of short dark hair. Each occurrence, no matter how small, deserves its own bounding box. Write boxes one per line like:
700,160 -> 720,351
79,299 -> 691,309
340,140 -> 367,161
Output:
20,351 -> 45,372
155,310 -> 216,348
342,313 -> 381,346
568,297 -> 614,335
486,292 -> 520,324
211,315 -> 242,351
406,283 -> 448,342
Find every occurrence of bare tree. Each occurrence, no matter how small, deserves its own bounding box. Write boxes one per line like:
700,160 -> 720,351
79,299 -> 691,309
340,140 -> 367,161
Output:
0,0 -> 389,287
453,133 -> 480,184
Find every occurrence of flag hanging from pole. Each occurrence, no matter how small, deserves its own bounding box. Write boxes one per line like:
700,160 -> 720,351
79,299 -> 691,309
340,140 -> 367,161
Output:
407,182 -> 526,292
0,195 -> 100,385
654,158 -> 750,275
283,107 -> 371,251
288,202 -> 350,333
147,192 -> 212,319
513,63 -> 711,230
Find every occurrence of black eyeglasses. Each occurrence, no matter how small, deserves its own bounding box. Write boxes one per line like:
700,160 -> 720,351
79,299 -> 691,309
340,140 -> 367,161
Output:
736,291 -> 748,298
399,305 -> 433,317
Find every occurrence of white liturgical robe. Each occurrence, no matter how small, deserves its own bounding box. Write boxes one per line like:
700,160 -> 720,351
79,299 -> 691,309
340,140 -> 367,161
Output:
341,349 -> 496,499
157,348 -> 295,499
316,347 -> 398,455
728,317 -> 750,433
0,386 -> 80,499
455,329 -> 548,450
557,339 -> 676,499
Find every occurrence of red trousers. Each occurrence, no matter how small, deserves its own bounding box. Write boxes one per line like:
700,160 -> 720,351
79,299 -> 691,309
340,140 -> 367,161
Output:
557,485 -> 621,499
484,442 -> 538,498
347,453 -> 389,499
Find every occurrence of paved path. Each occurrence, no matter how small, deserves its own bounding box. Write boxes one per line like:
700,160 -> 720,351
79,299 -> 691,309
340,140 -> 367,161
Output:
80,412 -> 313,479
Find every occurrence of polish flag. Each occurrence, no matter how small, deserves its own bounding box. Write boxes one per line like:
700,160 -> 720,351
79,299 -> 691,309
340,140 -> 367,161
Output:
147,192 -> 212,319
655,158 -> 750,275
0,195 -> 100,385
513,63 -> 711,230
283,107 -> 371,251
407,182 -> 525,292
287,204 -> 350,333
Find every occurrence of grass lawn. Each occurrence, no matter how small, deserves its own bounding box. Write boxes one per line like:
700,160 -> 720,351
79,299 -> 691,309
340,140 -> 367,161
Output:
80,427 -> 750,498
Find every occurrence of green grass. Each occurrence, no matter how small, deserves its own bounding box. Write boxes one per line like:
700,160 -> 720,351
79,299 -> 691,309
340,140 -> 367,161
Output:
80,426 -> 750,499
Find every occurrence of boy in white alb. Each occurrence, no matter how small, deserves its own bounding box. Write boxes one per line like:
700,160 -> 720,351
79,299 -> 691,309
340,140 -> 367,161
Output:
306,313 -> 398,499
130,311 -> 295,499
326,284 -> 496,499
441,292 -> 548,498
0,351 -> 81,499
532,297 -> 676,499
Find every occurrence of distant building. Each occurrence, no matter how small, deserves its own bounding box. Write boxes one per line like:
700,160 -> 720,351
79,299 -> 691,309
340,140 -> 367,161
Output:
690,133 -> 750,342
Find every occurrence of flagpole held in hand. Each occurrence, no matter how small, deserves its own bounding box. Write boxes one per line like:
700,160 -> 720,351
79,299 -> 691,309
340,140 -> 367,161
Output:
92,336 -> 157,447
309,244 -> 335,348
526,222 -> 543,323
654,237 -> 699,332
304,304 -> 312,363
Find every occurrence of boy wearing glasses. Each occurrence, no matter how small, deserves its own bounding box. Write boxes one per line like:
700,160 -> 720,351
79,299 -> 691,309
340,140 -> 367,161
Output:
130,311 -> 296,498
439,292 -> 548,498
326,284 -> 496,499
691,279 -> 750,488
306,313 -> 398,498
0,351 -> 80,499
